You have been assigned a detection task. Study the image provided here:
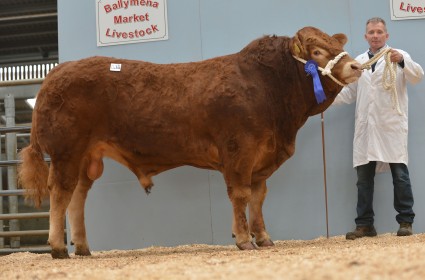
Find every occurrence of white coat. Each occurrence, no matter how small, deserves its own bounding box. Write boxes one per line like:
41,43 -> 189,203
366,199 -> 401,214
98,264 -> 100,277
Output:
333,47 -> 424,172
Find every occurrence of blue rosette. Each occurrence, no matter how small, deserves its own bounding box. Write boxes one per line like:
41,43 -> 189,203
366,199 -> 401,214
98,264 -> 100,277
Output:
305,60 -> 326,104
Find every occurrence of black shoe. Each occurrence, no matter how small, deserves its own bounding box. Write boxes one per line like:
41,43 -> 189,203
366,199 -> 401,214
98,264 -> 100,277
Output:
397,222 -> 412,236
346,225 -> 377,240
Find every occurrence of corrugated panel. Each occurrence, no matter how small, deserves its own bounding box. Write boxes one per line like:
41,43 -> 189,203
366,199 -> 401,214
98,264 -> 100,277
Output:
0,0 -> 58,65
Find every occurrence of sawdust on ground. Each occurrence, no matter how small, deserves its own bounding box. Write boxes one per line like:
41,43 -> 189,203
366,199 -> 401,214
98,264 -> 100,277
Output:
1,233 -> 425,280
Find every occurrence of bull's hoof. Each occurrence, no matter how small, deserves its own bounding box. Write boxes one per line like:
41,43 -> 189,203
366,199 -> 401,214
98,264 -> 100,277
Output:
236,241 -> 259,250
75,245 -> 92,256
256,239 -> 275,247
51,248 -> 70,259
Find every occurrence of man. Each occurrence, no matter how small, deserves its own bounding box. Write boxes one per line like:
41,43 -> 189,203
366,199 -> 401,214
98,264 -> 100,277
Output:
333,17 -> 424,240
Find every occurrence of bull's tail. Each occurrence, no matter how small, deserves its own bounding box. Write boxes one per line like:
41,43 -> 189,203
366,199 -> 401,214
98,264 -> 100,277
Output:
18,142 -> 49,208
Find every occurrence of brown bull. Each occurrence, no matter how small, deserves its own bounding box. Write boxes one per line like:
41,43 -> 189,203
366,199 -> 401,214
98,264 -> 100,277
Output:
18,26 -> 361,259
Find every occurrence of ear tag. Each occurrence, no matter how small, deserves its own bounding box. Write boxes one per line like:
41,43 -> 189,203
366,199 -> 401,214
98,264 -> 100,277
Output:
110,63 -> 122,72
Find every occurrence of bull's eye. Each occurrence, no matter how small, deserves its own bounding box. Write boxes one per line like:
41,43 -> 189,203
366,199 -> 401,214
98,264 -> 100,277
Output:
313,50 -> 321,56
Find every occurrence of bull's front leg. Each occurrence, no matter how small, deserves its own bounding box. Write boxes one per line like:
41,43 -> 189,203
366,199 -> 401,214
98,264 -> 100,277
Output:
222,137 -> 260,250
227,182 -> 257,250
249,180 -> 274,247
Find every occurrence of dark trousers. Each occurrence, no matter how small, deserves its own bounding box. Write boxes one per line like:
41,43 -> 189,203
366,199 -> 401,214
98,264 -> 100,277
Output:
355,161 -> 415,226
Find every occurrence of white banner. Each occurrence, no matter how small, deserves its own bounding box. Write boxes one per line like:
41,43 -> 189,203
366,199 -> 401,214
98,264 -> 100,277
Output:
96,0 -> 168,46
390,0 -> 425,20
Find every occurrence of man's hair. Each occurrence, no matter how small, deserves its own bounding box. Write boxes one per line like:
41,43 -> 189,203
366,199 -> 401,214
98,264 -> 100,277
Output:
366,17 -> 387,32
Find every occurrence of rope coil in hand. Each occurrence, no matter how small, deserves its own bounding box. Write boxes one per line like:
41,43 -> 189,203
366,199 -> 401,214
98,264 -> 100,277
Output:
361,48 -> 403,115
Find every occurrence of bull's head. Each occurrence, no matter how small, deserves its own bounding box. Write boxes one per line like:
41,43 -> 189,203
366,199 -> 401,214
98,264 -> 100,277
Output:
290,26 -> 361,85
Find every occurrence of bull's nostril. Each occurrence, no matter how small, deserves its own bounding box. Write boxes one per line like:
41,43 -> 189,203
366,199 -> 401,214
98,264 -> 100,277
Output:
351,63 -> 361,70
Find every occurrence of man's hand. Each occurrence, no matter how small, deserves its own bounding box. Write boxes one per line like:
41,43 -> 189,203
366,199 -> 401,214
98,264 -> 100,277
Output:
390,49 -> 404,63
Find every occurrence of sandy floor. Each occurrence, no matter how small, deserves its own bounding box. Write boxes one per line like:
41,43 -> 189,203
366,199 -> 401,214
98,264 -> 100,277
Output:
1,233 -> 425,280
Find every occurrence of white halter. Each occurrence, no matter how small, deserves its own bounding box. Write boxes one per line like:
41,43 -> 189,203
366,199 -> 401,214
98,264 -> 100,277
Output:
293,51 -> 349,87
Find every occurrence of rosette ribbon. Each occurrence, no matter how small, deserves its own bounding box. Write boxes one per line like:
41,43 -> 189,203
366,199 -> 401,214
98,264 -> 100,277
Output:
305,60 -> 326,104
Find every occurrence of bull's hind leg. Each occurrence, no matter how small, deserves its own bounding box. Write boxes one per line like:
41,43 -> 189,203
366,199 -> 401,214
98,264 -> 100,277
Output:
48,160 -> 80,259
249,180 -> 274,247
67,167 -> 94,256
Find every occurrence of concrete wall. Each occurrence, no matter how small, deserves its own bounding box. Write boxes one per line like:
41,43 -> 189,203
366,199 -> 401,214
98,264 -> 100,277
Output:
57,0 -> 425,252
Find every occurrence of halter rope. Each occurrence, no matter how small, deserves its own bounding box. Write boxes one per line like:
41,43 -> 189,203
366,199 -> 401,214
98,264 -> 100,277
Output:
361,47 -> 402,115
293,51 -> 348,87
293,51 -> 351,239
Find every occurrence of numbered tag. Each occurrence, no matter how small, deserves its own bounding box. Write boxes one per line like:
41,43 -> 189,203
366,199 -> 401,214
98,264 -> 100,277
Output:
110,63 -> 122,72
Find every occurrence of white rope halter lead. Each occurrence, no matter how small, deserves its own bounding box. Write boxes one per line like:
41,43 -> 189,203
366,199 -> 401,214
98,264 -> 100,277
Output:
294,48 -> 402,116
293,51 -> 348,87
361,47 -> 403,116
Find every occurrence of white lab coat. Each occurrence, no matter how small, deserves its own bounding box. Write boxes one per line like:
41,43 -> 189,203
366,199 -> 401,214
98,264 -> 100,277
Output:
333,47 -> 424,172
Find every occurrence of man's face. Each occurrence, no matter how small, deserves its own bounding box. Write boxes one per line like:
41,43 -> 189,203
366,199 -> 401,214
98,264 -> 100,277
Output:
364,22 -> 389,53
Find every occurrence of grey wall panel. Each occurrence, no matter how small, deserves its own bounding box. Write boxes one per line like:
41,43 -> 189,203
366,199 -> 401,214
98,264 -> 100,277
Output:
84,160 -> 214,251
58,0 -> 203,63
199,1 -> 354,59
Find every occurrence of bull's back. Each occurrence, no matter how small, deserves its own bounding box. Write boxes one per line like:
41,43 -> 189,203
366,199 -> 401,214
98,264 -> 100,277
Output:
33,56 -> 257,163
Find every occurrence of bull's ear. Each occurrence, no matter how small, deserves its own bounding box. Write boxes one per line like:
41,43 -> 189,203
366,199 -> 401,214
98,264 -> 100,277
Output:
290,36 -> 305,56
332,33 -> 347,46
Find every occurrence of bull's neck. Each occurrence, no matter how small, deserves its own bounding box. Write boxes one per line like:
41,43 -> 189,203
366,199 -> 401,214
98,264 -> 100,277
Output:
237,36 -> 341,142
263,48 -> 341,152
292,57 -> 342,117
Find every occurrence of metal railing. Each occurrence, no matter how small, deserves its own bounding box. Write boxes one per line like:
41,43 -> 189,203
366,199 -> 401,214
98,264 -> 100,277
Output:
0,68 -> 55,254
0,63 -> 57,82
0,126 -> 52,255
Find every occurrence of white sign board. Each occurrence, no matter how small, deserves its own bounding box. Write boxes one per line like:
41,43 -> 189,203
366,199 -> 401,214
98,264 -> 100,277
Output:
96,0 -> 168,46
390,0 -> 425,20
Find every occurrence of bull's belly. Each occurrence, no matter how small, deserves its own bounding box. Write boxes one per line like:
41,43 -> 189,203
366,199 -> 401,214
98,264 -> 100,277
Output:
85,140 -> 222,182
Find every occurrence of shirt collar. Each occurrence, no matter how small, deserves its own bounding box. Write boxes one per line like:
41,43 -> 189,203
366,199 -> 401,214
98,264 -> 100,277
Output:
368,44 -> 389,56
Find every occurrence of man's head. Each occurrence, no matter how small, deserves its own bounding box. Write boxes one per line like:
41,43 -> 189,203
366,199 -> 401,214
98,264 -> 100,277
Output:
365,17 -> 389,53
